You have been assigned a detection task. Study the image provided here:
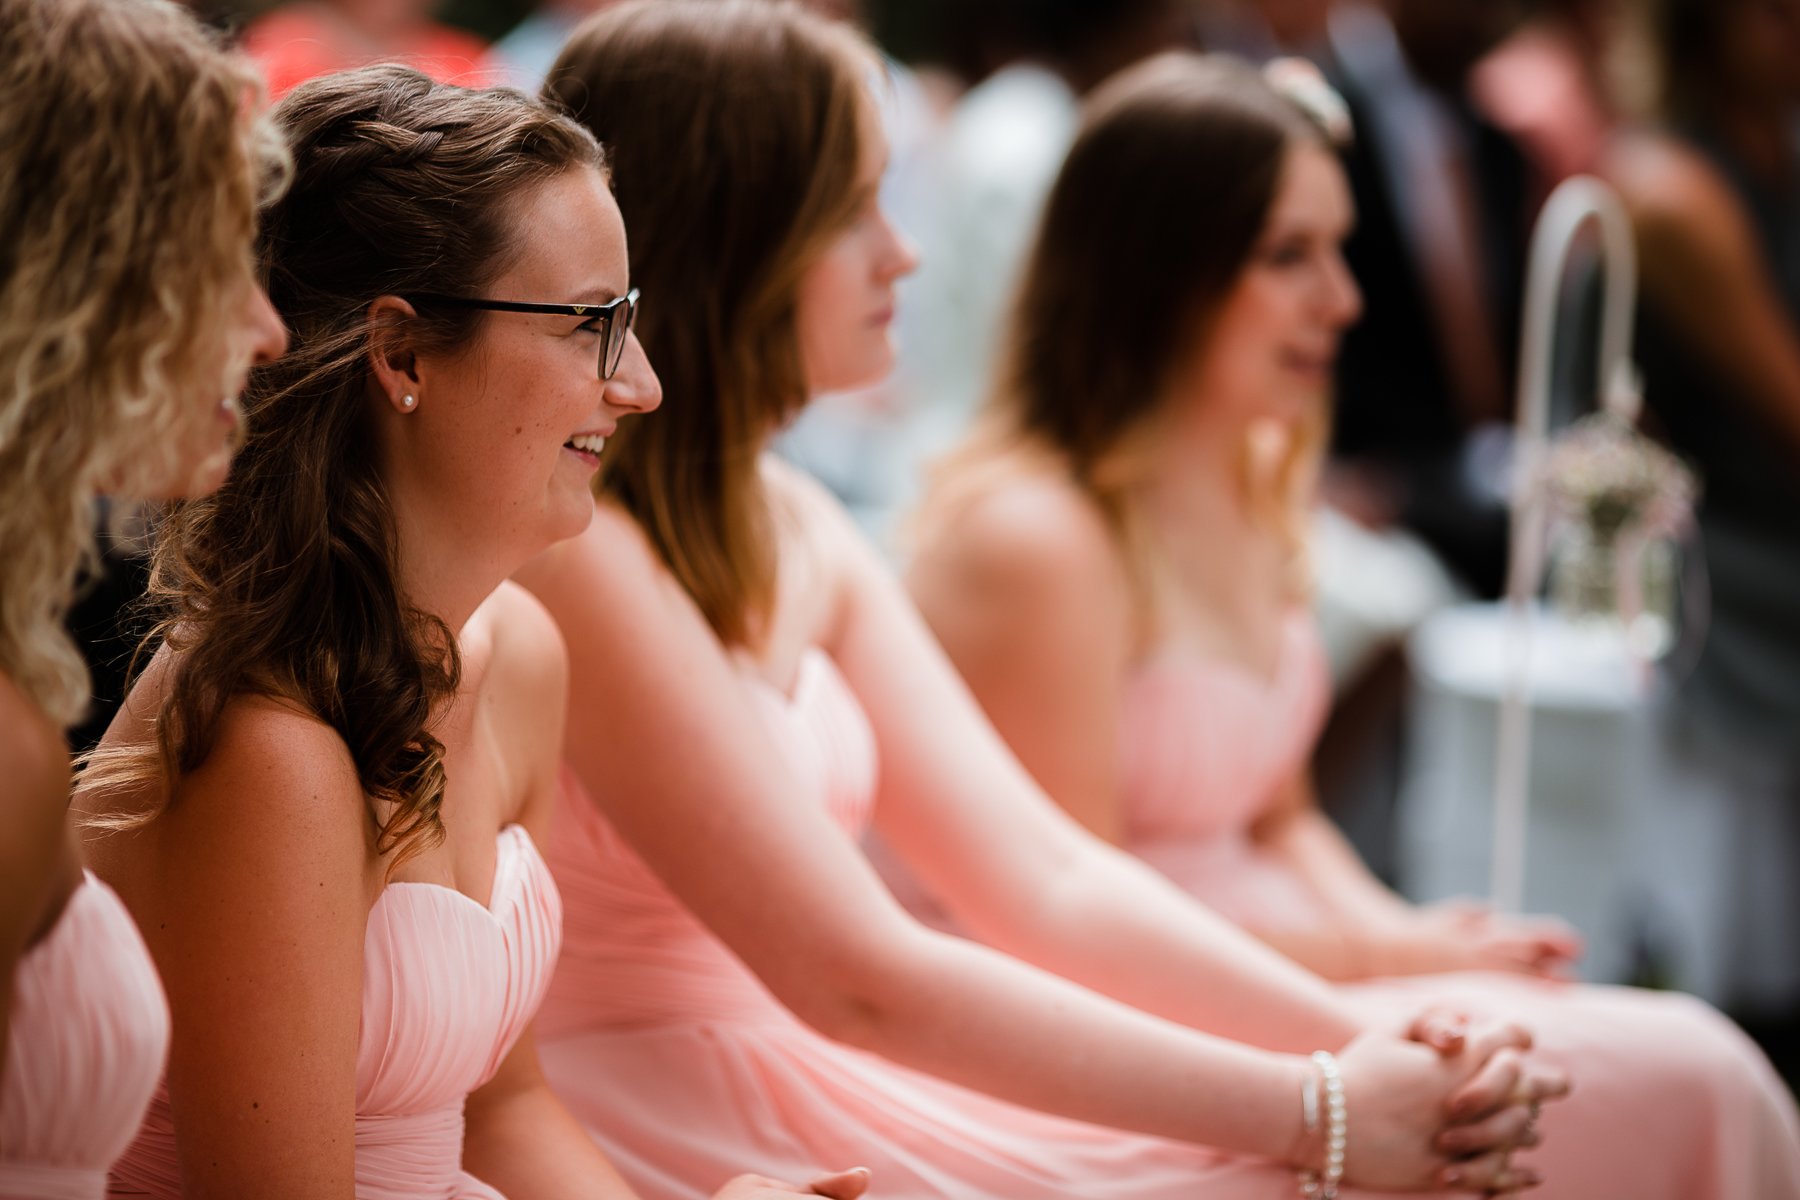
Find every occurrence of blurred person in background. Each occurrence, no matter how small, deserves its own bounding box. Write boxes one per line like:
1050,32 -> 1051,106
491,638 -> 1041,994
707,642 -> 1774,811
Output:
240,0 -> 486,97
485,0 -> 620,91
906,50 -> 1800,1198
1600,0 -> 1800,1094
1323,0 -> 1530,602
1470,0 -> 1637,195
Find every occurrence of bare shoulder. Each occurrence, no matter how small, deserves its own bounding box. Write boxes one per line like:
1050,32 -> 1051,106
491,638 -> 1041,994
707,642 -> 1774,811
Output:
0,671 -> 75,947
762,454 -> 863,550
515,497 -> 669,622
0,671 -> 69,820
82,657 -> 369,909
912,466 -> 1123,607
480,580 -> 568,704
1602,132 -> 1744,242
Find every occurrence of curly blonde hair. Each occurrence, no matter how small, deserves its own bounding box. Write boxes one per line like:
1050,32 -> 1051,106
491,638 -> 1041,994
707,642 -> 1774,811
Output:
0,0 -> 288,728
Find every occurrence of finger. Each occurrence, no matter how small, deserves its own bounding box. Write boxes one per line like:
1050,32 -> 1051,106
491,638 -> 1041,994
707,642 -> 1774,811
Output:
1412,1014 -> 1469,1055
1434,1101 -> 1537,1156
808,1167 -> 872,1199
1438,1151 -> 1543,1193
1512,1061 -> 1572,1106
1449,1047 -> 1524,1119
1462,1018 -> 1535,1062
1405,1007 -> 1471,1053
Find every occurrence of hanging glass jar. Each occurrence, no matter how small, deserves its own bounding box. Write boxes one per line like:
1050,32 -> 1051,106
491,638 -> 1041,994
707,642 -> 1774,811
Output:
1541,413 -> 1696,660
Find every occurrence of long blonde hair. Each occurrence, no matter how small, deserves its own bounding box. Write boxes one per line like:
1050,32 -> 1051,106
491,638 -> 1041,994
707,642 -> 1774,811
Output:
546,0 -> 877,647
0,0 -> 287,727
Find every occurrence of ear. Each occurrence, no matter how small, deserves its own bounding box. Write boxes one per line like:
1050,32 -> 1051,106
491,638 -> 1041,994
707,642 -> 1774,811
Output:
367,295 -> 422,413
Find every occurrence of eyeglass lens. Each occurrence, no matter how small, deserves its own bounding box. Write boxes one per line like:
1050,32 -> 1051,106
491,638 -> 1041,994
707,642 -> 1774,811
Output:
601,292 -> 639,381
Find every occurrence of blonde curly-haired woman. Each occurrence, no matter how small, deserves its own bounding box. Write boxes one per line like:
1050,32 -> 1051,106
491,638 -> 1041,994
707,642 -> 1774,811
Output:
0,0 -> 287,1193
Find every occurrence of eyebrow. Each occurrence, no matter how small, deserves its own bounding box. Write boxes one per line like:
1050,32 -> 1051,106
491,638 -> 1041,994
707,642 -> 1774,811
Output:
567,284 -> 623,306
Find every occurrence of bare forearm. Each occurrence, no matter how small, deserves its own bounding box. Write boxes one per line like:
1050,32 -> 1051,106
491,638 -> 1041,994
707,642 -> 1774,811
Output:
970,841 -> 1365,1054
463,1082 -> 638,1200
1260,805 -> 1409,927
830,928 -> 1312,1161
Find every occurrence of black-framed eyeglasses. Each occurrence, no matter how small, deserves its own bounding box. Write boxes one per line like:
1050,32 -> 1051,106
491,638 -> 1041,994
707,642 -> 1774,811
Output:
411,287 -> 641,380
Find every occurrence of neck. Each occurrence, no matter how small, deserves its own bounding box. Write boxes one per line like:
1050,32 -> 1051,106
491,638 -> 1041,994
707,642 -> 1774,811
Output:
385,486 -> 512,652
1125,407 -> 1287,624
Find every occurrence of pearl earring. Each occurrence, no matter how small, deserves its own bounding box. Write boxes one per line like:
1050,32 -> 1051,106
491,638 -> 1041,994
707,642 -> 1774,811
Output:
401,393 -> 417,410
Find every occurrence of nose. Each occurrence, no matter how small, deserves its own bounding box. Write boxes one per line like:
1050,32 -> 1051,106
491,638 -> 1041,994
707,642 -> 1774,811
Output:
877,206 -> 920,283
248,282 -> 288,363
1322,250 -> 1363,328
603,331 -> 662,415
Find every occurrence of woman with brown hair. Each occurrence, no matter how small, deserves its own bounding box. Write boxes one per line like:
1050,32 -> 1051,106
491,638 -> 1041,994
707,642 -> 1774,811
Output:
0,0 -> 286,1191
74,63 -> 861,1200
519,4 -> 1560,1196
908,50 -> 1800,1198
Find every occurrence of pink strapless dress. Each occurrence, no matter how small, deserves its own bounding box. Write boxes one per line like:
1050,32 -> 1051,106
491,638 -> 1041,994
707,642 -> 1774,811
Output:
539,648 -> 1481,1199
1,875 -> 168,1200
108,824 -> 560,1200
1122,610 -> 1800,1198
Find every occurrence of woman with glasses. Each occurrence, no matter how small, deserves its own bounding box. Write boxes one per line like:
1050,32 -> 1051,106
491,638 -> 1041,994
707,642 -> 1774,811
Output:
907,51 -> 1800,1198
75,64 -> 864,1200
0,1 -> 287,1192
518,4 -> 1564,1196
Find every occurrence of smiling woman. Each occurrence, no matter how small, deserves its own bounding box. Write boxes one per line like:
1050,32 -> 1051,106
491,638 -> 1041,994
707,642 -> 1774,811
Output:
70,66 -> 663,1200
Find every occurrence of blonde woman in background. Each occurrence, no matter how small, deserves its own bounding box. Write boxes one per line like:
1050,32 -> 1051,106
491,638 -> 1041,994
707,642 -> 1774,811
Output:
0,0 -> 287,1192
908,51 -> 1800,1198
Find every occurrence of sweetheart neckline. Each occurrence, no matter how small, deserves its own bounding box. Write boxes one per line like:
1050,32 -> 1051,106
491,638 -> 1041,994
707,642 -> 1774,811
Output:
379,824 -> 533,919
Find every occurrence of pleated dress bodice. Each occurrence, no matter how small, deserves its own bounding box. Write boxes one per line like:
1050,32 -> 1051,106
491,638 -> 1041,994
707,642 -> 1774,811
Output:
110,824 -> 561,1200
2,875 -> 169,1200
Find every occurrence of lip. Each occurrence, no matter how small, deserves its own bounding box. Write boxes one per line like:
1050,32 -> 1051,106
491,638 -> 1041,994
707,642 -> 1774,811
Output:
1280,349 -> 1337,377
868,305 -> 894,328
562,423 -> 616,470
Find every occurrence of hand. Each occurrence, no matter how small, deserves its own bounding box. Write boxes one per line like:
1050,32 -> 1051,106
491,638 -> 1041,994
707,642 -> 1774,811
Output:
1329,1021 -> 1567,1194
1372,901 -> 1584,979
713,1167 -> 871,1200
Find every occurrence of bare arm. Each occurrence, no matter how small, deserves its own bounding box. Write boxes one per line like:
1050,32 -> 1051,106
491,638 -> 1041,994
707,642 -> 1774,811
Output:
461,585 -> 643,1198
78,684 -> 369,1199
877,478 -> 1363,1053
1252,778 -> 1581,980
0,674 -> 80,1090
517,505 -> 1338,1163
906,477 -> 1132,844
1605,133 -> 1800,455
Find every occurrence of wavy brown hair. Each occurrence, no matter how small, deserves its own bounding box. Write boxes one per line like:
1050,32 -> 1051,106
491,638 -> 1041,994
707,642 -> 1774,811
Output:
546,0 -> 876,647
85,67 -> 603,866
0,0 -> 285,728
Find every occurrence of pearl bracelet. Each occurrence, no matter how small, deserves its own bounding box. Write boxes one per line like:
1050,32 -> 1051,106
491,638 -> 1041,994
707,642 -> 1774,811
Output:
1298,1050 -> 1346,1200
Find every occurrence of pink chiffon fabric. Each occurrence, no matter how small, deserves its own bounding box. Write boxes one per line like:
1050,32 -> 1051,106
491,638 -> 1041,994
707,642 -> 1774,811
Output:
1,875 -> 168,1200
1120,610 -> 1800,1198
108,824 -> 560,1200
538,647 -> 1466,1199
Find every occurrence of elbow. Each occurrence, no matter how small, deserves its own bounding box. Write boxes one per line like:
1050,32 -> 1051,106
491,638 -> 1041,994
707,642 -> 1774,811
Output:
766,922 -> 936,1052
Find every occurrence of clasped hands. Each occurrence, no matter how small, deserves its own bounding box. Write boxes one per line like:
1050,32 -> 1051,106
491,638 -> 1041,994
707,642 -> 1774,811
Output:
1313,1009 -> 1569,1196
